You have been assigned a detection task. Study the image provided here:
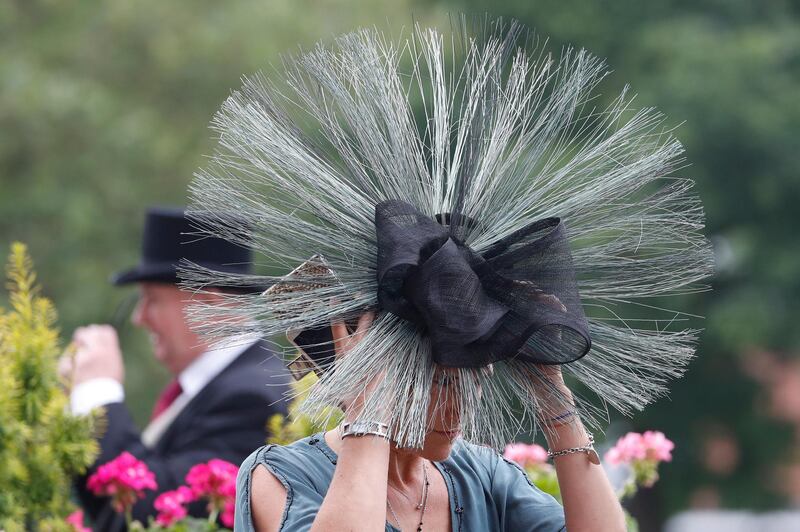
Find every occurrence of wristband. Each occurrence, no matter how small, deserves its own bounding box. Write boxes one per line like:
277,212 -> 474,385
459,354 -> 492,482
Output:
340,420 -> 390,440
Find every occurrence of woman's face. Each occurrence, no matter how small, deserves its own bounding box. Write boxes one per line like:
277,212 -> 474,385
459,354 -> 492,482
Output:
418,368 -> 464,461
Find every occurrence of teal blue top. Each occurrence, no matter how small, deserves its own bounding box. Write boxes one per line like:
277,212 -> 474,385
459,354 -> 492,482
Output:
235,433 -> 566,531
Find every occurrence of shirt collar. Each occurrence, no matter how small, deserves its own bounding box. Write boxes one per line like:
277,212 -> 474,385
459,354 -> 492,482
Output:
178,333 -> 261,398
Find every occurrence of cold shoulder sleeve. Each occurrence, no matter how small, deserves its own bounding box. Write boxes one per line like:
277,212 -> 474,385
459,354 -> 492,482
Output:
491,455 -> 566,532
235,444 -> 329,532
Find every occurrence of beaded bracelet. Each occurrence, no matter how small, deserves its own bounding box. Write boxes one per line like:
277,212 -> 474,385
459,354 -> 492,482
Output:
547,410 -> 576,426
547,432 -> 601,464
537,409 -> 577,429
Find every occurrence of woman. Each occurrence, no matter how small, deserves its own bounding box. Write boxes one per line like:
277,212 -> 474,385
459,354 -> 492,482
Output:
234,312 -> 626,531
184,15 -> 711,532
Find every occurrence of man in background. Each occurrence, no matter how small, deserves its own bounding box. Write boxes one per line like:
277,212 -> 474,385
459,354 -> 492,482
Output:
60,207 -> 290,530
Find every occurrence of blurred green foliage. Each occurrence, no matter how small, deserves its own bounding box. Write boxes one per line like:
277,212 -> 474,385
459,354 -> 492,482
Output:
0,243 -> 101,530
266,374 -> 342,446
1,0 -> 798,526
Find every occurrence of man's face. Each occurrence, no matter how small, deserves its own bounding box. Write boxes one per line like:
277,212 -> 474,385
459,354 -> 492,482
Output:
131,283 -> 204,375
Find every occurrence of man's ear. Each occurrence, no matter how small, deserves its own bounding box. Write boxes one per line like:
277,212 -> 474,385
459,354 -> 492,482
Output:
196,287 -> 230,304
181,287 -> 224,305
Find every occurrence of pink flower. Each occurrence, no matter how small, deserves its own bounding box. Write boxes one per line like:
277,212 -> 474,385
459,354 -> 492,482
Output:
154,486 -> 196,526
605,433 -> 645,465
221,500 -> 236,528
503,443 -> 549,467
642,431 -> 674,462
186,459 -> 239,516
186,459 -> 238,499
66,509 -> 91,532
605,431 -> 674,466
86,452 -> 158,513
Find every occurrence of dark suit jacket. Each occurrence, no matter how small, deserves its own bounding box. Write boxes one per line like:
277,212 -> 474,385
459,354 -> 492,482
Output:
76,341 -> 290,531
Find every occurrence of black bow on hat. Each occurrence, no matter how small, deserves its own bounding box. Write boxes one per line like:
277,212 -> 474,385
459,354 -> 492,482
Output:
375,200 -> 591,368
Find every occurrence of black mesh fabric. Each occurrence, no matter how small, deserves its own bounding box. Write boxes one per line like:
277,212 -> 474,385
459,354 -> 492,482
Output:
375,199 -> 591,367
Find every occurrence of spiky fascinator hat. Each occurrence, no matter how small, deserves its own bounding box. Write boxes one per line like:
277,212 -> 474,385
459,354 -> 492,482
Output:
183,17 -> 714,450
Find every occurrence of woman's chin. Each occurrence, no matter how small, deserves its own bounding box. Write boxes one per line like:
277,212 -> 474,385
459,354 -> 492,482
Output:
421,431 -> 460,461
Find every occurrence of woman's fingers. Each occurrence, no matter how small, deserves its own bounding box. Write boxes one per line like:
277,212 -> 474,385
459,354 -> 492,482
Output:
353,310 -> 376,342
331,319 -> 350,356
331,309 -> 376,356
536,364 -> 566,385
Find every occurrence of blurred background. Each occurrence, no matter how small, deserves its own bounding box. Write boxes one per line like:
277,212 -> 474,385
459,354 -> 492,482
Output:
1,0 -> 798,529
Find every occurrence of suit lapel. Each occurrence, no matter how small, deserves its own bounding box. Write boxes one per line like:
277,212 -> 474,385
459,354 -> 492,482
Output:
141,393 -> 193,448
147,341 -> 269,451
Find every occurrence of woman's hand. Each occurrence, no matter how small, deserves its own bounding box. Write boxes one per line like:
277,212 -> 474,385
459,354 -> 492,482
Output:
250,309 -> 386,532
307,310 -> 394,532
533,363 -> 569,392
530,364 -> 626,532
528,364 -> 577,429
330,310 -> 384,422
330,310 -> 375,356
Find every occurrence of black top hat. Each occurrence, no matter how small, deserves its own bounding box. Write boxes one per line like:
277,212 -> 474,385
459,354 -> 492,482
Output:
112,207 -> 255,289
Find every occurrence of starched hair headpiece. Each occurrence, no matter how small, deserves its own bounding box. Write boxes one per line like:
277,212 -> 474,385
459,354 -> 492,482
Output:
181,16 -> 714,449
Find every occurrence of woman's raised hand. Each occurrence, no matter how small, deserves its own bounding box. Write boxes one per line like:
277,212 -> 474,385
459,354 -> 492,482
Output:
330,310 -> 385,422
331,310 -> 375,357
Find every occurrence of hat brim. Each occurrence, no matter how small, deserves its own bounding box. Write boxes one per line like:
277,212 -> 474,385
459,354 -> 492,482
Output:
111,262 -> 268,294
112,263 -> 179,285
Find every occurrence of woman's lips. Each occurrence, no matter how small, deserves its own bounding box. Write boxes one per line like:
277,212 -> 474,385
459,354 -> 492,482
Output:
433,429 -> 460,439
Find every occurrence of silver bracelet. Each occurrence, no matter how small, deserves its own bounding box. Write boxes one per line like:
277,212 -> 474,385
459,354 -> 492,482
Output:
547,433 -> 600,464
340,420 -> 390,440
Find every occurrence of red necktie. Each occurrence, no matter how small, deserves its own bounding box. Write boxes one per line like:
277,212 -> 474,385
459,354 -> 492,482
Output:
150,379 -> 183,420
